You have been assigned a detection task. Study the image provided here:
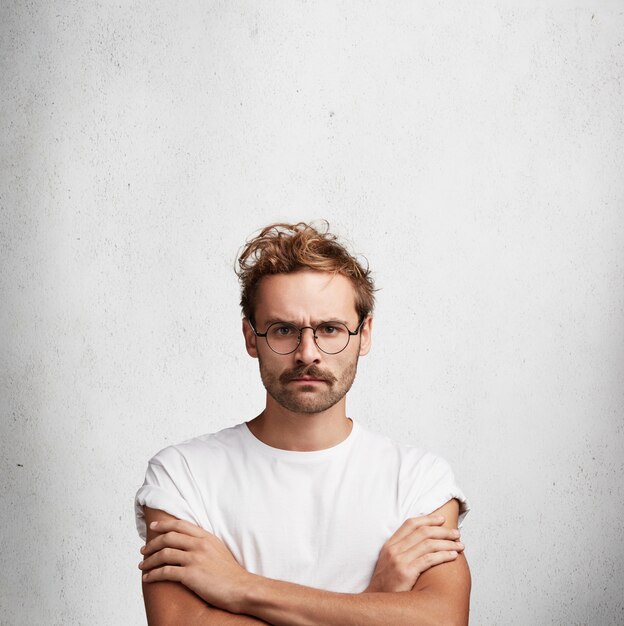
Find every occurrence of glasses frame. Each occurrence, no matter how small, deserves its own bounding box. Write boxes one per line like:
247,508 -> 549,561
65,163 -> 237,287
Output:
248,318 -> 365,355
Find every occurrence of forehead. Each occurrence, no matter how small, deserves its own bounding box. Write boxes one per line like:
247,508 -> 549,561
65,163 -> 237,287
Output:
254,271 -> 358,323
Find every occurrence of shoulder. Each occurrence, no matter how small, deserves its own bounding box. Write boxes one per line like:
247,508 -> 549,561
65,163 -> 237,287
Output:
147,422 -> 249,468
399,447 -> 468,523
136,423 -> 250,540
355,422 -> 469,522
354,422 -> 446,471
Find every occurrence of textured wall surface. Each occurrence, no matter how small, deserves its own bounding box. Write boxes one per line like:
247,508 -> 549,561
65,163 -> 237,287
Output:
2,2 -> 623,624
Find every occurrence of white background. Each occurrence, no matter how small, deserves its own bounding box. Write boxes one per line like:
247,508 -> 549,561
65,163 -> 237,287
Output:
1,2 -> 623,624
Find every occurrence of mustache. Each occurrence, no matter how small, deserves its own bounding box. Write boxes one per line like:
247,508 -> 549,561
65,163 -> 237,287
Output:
279,365 -> 337,385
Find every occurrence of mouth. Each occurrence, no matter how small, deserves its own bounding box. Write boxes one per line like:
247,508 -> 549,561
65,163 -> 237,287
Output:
279,367 -> 337,386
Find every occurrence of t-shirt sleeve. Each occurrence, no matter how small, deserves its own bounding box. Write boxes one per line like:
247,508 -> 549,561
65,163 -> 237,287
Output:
401,450 -> 470,527
134,445 -> 212,541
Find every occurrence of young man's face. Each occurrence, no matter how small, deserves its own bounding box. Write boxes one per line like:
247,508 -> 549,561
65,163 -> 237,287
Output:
243,270 -> 372,414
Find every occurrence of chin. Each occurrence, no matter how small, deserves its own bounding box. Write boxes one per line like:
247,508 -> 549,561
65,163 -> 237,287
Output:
271,391 -> 344,415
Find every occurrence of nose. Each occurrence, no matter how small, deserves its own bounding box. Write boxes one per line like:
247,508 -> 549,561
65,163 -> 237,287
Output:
294,327 -> 321,364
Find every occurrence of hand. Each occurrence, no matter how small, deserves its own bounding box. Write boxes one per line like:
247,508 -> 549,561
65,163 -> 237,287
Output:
139,519 -> 253,613
364,514 -> 464,593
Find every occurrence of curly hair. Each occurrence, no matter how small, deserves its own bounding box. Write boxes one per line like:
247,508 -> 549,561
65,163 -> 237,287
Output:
236,221 -> 375,322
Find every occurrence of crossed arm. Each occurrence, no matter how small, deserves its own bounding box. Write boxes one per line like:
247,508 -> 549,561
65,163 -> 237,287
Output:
140,500 -> 470,626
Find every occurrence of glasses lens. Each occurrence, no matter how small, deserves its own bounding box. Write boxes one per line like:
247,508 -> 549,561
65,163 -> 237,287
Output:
264,322 -> 352,354
314,322 -> 350,354
266,322 -> 300,354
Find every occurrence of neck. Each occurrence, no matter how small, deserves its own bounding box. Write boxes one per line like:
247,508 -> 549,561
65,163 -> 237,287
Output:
246,396 -> 352,451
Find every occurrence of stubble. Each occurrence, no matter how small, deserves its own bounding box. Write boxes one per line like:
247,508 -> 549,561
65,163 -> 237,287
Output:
259,359 -> 358,414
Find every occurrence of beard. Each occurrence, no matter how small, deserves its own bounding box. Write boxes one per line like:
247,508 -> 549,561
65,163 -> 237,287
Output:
259,358 -> 359,414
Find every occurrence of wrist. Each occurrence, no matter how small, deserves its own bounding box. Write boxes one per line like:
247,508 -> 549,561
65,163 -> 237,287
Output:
234,572 -> 267,615
362,575 -> 382,594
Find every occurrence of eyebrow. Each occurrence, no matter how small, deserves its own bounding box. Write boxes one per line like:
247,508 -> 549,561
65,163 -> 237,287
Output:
263,318 -> 352,327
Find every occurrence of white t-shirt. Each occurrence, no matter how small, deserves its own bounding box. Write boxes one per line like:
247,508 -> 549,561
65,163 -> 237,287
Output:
135,420 -> 468,593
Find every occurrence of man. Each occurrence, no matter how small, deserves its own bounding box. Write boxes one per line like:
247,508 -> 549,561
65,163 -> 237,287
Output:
135,221 -> 470,625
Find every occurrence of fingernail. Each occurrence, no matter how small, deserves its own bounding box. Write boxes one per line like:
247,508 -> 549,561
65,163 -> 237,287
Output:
140,546 -> 145,554
457,542 -> 464,549
142,573 -> 148,581
450,550 -> 458,557
150,521 -> 158,529
138,562 -> 143,569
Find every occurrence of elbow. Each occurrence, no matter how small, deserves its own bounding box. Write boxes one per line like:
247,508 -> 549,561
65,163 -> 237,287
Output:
442,604 -> 470,626
407,592 -> 470,626
422,609 -> 468,626
450,614 -> 469,626
439,600 -> 470,626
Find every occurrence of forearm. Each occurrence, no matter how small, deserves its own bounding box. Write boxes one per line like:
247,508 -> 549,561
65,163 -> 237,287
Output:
176,606 -> 269,626
233,502 -> 470,625
239,576 -> 466,626
143,582 -> 270,626
142,508 -> 269,625
150,608 -> 267,626
141,505 -> 469,626
146,599 -> 269,626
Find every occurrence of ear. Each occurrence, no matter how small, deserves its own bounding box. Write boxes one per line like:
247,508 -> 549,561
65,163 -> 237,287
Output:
242,318 -> 259,358
358,315 -> 373,356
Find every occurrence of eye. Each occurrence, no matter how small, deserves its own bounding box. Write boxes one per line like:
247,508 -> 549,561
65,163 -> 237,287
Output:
317,323 -> 345,335
270,323 -> 296,337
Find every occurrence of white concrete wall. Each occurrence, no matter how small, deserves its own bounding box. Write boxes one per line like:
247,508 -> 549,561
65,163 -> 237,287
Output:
2,2 -> 623,624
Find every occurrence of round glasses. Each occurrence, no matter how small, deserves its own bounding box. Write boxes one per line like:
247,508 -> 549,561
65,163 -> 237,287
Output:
249,319 -> 364,355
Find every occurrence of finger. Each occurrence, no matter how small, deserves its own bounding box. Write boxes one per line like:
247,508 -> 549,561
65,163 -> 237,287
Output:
387,515 -> 446,544
142,531 -> 196,558
142,564 -> 184,584
149,519 -> 207,538
391,525 -> 461,553
140,547 -> 189,572
403,539 -> 465,561
388,515 -> 457,546
412,549 -> 461,576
